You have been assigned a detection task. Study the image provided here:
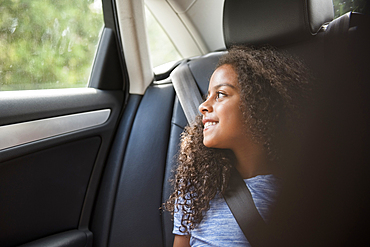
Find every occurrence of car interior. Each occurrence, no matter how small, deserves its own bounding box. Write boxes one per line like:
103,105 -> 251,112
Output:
0,0 -> 369,246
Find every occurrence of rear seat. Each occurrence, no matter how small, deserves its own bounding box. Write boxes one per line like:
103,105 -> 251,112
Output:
91,0 -> 369,246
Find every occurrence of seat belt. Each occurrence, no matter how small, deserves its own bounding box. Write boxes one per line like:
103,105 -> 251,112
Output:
224,167 -> 272,247
171,61 -> 272,246
171,60 -> 203,124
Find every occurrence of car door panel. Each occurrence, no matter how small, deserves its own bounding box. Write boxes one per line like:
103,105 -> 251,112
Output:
1,137 -> 100,246
0,0 -> 128,246
0,89 -> 124,246
0,89 -> 123,159
18,230 -> 88,247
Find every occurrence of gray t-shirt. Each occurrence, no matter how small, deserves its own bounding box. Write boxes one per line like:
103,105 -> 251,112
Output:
173,174 -> 280,246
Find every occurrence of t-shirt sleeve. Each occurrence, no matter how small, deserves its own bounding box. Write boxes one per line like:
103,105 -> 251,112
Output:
173,205 -> 188,235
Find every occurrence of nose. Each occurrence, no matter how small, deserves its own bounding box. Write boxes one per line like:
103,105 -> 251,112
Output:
199,98 -> 212,115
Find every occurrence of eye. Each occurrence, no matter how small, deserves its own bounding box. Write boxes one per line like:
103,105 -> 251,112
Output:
216,91 -> 226,99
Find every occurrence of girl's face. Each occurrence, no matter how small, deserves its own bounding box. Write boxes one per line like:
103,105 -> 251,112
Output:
199,64 -> 246,150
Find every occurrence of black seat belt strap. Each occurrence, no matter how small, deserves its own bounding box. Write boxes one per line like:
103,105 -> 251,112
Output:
171,60 -> 271,246
224,167 -> 272,247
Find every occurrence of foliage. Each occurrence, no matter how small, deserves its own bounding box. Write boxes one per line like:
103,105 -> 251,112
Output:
0,0 -> 103,90
333,0 -> 368,18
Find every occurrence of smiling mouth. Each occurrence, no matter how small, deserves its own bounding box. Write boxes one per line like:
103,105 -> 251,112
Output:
204,121 -> 218,129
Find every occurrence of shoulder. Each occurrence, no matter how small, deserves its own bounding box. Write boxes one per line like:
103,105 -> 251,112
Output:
245,174 -> 281,192
245,174 -> 281,221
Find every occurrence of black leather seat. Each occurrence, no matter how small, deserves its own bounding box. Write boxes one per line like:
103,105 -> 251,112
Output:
91,0 -> 370,246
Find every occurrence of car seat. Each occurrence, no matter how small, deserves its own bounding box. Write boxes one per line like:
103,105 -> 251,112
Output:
91,0 -> 370,246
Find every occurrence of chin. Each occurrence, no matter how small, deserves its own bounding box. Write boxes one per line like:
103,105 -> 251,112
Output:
203,140 -> 213,148
203,139 -> 222,149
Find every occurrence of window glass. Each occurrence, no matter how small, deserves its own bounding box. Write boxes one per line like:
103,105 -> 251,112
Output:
0,0 -> 104,91
144,6 -> 182,71
333,0 -> 367,18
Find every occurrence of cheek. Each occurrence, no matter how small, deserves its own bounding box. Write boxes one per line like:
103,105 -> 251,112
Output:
228,110 -> 247,137
225,106 -> 244,126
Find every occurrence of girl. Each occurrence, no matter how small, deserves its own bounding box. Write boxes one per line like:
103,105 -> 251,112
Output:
165,46 -> 309,246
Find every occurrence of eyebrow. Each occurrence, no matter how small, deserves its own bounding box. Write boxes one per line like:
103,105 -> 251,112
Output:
206,83 -> 237,96
213,83 -> 237,90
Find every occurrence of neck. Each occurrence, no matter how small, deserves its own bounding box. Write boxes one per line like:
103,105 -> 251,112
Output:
232,143 -> 272,179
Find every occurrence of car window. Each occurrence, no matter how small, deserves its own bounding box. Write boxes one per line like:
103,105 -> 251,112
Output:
144,5 -> 181,72
333,0 -> 367,18
0,0 -> 104,91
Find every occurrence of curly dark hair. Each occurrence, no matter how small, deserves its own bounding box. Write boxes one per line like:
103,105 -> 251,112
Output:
165,45 -> 310,234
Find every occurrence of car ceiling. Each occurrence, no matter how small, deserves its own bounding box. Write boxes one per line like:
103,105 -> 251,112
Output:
115,0 -> 225,95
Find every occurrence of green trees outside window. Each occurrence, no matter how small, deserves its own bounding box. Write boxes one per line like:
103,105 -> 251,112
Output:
0,0 -> 104,91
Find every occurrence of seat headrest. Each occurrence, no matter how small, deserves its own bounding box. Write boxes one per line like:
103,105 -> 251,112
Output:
223,0 -> 334,47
